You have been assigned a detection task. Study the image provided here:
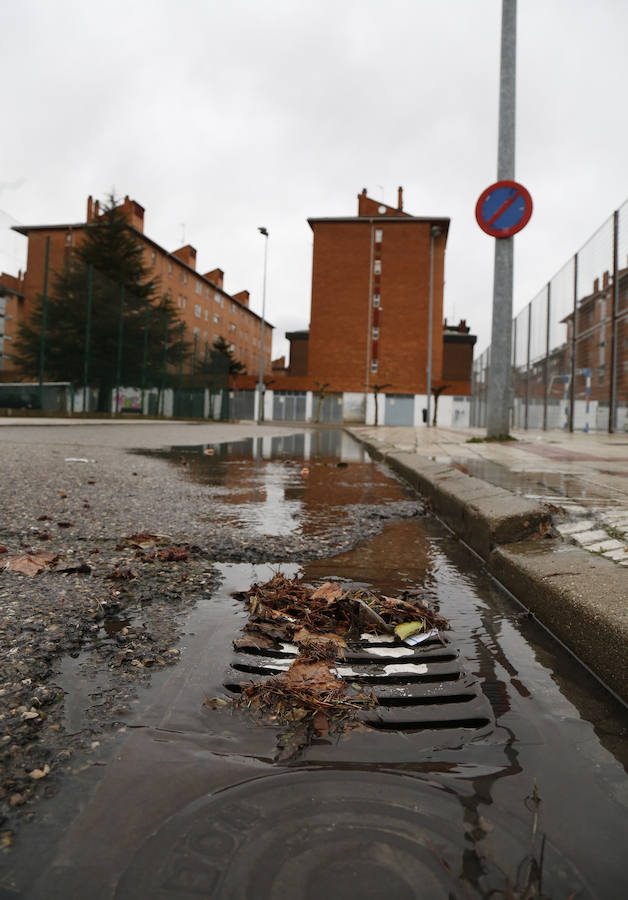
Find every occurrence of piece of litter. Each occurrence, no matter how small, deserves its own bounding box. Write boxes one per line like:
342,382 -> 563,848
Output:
64,458 -> 95,463
404,628 -> 440,646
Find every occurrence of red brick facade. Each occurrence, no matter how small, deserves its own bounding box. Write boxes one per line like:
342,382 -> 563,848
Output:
0,195 -> 272,381
306,189 -> 448,394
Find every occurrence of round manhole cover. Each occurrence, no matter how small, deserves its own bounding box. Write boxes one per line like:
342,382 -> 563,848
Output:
115,770 -> 587,899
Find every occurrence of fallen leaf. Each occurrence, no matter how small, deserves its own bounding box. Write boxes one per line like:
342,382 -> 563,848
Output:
56,521 -> 74,529
2,551 -> 57,576
394,621 -> 426,641
294,628 -> 347,646
204,696 -> 230,709
310,582 -> 344,603
29,764 -> 51,780
37,515 -> 51,521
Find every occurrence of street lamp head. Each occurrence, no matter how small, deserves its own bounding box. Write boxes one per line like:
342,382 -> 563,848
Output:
258,227 -> 268,237
430,225 -> 442,238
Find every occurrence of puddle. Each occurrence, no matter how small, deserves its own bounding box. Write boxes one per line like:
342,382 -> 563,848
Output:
452,457 -> 625,507
137,429 -> 417,544
6,432 -> 628,898
55,651 -> 113,734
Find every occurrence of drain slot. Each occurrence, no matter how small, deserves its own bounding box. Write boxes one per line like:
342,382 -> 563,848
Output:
227,633 -> 493,737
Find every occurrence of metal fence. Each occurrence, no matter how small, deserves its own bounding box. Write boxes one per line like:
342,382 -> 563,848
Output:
1,250 -> 252,419
471,198 -> 628,432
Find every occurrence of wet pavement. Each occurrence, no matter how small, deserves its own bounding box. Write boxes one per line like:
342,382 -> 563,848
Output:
351,425 -> 628,566
1,425 -> 628,898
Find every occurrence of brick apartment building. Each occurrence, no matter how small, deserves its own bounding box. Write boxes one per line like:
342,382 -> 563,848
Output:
272,187 -> 475,426
0,195 -> 272,383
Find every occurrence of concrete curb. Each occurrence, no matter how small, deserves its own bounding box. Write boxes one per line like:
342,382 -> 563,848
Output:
351,432 -> 628,703
362,444 -> 551,560
491,541 -> 628,701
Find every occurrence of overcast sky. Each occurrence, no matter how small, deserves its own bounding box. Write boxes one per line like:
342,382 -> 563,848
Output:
1,0 -> 626,362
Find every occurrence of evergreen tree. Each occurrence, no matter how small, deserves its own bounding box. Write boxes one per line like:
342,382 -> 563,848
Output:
207,335 -> 246,376
13,194 -> 188,411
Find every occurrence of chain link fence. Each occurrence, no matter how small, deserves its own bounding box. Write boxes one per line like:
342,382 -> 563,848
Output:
471,199 -> 628,432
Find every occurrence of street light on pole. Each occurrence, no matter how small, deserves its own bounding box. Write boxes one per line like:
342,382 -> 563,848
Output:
257,227 -> 269,424
426,225 -> 441,427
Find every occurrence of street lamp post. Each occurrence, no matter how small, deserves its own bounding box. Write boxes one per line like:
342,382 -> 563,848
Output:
257,227 -> 269,424
426,225 -> 441,427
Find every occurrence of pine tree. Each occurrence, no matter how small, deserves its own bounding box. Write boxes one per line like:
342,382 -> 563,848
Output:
13,194 -> 188,411
208,335 -> 246,376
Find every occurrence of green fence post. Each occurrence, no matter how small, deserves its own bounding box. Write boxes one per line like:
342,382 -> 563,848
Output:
83,264 -> 94,413
141,304 -> 150,414
38,236 -> 51,410
115,285 -> 125,415
160,309 -> 168,416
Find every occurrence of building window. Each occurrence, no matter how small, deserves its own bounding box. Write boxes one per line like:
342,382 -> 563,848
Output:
206,286 -> 211,298
229,343 -> 235,353
167,288 -> 172,300
177,294 -> 182,308
194,304 -> 201,318
229,322 -> 236,332
168,262 -> 173,277
375,228 -> 383,243
231,302 -> 237,313
151,251 -> 156,267
371,359 -> 378,373
65,233 -> 72,246
373,294 -> 380,307
374,260 -> 381,275
183,297 -> 187,309
183,273 -> 188,285
214,314 -> 220,324
193,326 -> 200,338
204,309 -> 209,322
372,326 -> 379,340
195,282 -> 202,295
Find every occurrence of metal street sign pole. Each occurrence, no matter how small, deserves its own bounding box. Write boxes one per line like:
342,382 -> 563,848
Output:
487,0 -> 517,438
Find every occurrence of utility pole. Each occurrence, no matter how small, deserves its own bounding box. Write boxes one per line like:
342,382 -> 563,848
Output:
257,227 -> 269,424
487,0 -> 517,438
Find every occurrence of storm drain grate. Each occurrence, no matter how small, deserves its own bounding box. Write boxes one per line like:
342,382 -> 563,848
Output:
226,632 -> 491,733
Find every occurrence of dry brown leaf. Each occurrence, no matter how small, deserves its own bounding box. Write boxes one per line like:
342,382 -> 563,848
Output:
292,628 -> 347,649
2,551 -> 57,576
310,582 -> 344,603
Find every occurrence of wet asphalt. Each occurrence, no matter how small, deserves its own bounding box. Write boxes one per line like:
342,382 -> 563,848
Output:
0,422 -> 627,898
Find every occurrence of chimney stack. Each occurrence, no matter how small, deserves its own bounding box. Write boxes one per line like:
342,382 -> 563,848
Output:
397,186 -> 403,210
87,196 -> 93,221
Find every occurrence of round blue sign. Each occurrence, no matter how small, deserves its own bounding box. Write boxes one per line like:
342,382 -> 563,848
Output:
475,180 -> 533,238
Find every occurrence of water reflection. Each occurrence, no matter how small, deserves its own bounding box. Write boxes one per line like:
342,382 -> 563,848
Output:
138,429 -> 416,542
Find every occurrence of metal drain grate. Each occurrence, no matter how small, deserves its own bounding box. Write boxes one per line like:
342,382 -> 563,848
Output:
226,632 -> 492,734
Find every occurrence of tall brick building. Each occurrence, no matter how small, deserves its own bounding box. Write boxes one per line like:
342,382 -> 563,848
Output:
0,195 -> 272,382
274,187 -> 474,426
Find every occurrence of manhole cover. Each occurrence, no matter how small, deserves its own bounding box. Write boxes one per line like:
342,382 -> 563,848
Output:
115,770 -> 588,899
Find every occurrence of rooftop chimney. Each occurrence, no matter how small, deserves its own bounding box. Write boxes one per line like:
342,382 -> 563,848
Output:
205,268 -> 224,289
87,196 -> 93,221
397,186 -> 403,210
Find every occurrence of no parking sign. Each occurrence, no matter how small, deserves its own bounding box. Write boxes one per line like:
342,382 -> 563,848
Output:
476,180 -> 533,238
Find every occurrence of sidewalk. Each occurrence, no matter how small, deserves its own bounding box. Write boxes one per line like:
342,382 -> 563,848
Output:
348,425 -> 628,703
351,425 -> 628,565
